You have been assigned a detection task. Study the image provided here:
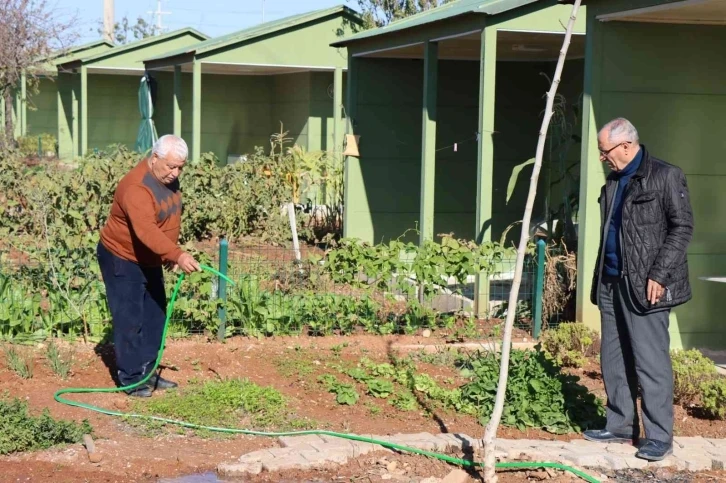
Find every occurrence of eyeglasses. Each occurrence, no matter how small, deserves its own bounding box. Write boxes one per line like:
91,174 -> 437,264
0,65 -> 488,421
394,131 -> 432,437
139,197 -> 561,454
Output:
599,141 -> 630,156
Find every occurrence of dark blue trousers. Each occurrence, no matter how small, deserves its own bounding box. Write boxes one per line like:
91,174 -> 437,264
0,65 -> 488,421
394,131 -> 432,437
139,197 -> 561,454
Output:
97,242 -> 166,386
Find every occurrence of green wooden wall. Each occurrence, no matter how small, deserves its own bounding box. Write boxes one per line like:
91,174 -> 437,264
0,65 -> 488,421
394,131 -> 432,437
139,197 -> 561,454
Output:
86,74 -> 143,151
26,78 -> 58,137
345,57 -> 584,245
578,14 -> 726,350
150,69 -> 344,163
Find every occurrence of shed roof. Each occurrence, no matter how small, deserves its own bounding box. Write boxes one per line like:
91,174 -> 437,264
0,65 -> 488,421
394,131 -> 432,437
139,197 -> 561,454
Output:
59,28 -> 208,69
146,5 -> 362,64
331,0 -> 538,46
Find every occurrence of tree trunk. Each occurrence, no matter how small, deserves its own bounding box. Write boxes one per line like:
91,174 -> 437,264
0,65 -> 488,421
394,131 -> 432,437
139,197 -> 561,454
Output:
480,1 -> 583,481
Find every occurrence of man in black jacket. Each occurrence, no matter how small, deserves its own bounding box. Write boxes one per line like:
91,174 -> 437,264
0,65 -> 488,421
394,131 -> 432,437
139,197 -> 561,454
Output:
582,118 -> 694,461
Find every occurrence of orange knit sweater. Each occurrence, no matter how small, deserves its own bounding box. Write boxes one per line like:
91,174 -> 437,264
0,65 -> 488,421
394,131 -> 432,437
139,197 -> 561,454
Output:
100,160 -> 183,267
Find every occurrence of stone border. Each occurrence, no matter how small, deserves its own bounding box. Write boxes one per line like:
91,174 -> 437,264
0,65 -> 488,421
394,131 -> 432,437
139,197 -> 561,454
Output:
218,432 -> 726,478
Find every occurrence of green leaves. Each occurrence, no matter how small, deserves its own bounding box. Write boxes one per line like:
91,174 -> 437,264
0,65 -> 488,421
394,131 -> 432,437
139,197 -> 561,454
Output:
459,349 -> 605,434
506,158 -> 535,205
318,374 -> 360,406
0,395 -> 92,455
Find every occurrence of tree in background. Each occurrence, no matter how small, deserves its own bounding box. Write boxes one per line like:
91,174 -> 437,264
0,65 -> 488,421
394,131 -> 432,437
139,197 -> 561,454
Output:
95,16 -> 159,45
351,0 -> 453,29
0,0 -> 78,150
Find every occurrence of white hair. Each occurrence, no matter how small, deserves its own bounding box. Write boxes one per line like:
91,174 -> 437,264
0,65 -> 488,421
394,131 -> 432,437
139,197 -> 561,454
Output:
152,135 -> 188,161
600,118 -> 639,144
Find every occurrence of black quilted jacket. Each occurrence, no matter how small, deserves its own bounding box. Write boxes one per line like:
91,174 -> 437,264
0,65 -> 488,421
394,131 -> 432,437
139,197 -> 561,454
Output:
590,145 -> 694,313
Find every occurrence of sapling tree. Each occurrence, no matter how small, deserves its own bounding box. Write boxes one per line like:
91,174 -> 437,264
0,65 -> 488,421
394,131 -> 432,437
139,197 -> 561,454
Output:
480,1 -> 583,481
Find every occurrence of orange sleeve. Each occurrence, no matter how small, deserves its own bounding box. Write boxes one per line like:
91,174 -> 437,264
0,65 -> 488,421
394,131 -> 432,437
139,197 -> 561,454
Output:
120,185 -> 184,262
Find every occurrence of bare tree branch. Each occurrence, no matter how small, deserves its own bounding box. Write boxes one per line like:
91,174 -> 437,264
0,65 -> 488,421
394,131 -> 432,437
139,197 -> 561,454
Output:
0,0 -> 79,147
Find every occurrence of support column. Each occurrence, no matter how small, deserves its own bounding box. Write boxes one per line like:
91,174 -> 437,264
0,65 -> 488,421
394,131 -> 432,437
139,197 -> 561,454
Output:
576,14 -> 605,331
57,79 -> 68,158
192,59 -> 202,161
20,72 -> 27,135
419,41 -> 438,245
333,67 -> 343,160
474,26 -> 497,318
80,65 -> 88,156
342,54 -> 358,239
331,66 -> 344,206
71,75 -> 79,159
173,64 -> 182,137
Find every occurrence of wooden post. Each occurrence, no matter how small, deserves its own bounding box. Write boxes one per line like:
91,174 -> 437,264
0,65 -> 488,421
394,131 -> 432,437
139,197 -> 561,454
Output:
192,59 -> 202,161
342,54 -> 358,239
71,75 -> 79,158
173,64 -> 182,137
474,26 -> 497,318
20,72 -> 27,136
80,65 -> 88,156
419,40 -> 438,245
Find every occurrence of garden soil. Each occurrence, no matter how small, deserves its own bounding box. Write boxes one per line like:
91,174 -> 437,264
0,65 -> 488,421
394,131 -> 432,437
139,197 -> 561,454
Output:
2,334 -> 726,482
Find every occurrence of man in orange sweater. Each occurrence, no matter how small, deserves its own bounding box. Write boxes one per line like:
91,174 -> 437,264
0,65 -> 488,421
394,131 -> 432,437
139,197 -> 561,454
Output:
97,134 -> 200,397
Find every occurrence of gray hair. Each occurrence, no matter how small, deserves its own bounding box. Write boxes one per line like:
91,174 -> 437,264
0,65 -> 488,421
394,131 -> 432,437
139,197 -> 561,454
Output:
600,118 -> 639,144
152,134 -> 188,161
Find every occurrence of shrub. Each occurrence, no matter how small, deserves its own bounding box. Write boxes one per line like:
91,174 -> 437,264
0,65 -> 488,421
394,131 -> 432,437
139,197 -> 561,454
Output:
540,322 -> 599,368
671,349 -> 717,406
459,349 -> 605,434
701,378 -> 726,420
0,395 -> 92,454
17,133 -> 57,157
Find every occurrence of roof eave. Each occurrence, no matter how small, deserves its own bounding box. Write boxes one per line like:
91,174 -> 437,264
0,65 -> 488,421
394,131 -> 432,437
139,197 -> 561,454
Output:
60,28 -> 209,68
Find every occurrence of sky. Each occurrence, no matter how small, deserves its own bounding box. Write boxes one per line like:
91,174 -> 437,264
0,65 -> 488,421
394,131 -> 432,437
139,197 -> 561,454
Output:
61,0 -> 353,45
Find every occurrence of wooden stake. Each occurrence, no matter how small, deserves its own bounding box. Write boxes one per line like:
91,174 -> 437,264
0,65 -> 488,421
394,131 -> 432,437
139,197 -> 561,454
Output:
480,2 -> 583,481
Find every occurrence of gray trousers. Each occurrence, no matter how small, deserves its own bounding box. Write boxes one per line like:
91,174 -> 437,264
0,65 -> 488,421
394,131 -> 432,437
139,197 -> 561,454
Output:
598,275 -> 673,443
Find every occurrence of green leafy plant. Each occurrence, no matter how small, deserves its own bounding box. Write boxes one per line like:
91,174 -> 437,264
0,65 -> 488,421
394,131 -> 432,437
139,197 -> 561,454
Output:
45,340 -> 73,379
0,395 -> 92,454
4,345 -> 34,379
671,349 -> 718,406
700,378 -> 726,420
366,378 -> 394,399
539,322 -> 599,368
459,349 -> 605,434
318,374 -> 360,405
390,391 -> 418,411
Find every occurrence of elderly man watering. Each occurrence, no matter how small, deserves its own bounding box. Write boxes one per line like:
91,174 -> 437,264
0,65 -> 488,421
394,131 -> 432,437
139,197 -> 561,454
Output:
97,134 -> 200,398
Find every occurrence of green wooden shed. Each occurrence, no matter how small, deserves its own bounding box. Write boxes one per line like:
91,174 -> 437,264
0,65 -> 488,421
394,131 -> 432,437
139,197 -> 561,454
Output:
332,0 -> 586,248
55,28 -> 209,159
143,6 -> 363,163
566,0 -> 726,351
1,40 -> 114,142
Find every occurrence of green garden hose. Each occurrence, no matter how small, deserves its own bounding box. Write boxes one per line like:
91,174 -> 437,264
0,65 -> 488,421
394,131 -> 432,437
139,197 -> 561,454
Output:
54,265 -> 599,483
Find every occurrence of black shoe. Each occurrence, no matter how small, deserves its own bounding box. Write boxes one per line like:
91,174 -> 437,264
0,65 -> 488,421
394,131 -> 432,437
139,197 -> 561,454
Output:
636,439 -> 672,461
583,429 -> 634,443
125,385 -> 153,398
147,373 -> 178,390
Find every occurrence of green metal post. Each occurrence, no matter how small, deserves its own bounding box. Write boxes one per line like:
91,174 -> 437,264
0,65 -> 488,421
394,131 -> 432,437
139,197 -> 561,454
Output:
533,239 -> 546,339
37,135 -> 41,157
216,238 -> 229,341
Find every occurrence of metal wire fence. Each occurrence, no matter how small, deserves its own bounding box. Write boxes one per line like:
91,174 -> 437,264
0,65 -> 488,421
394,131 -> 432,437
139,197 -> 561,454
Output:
0,240 -> 556,344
